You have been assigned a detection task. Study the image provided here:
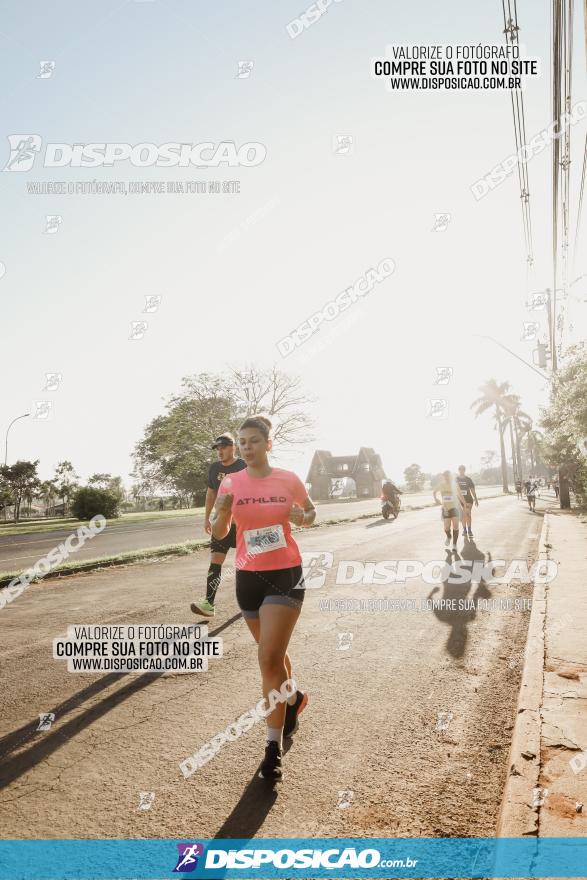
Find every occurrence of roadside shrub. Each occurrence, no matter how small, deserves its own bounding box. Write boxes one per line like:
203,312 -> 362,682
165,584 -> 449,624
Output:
71,487 -> 120,520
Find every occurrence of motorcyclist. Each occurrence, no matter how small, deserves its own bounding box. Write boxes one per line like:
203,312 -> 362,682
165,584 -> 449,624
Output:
382,479 -> 402,509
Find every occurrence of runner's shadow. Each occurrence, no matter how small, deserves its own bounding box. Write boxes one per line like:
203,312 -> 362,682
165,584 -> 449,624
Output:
0,614 -> 243,788
0,671 -> 162,790
212,738 -> 297,844
208,613 -> 242,636
213,770 -> 280,840
0,672 -> 127,762
427,541 -> 492,659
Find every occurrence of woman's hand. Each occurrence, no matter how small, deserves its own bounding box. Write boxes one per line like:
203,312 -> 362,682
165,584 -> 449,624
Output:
214,493 -> 234,517
211,493 -> 233,540
289,503 -> 305,526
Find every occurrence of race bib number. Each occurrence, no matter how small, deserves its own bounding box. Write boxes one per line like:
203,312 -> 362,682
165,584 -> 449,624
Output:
244,524 -> 286,556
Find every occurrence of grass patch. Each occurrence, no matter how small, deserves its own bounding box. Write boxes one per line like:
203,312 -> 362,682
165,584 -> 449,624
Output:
0,506 -> 205,537
0,539 -> 209,588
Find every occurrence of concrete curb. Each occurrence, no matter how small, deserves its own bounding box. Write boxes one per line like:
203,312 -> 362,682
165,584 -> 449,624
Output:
497,511 -> 550,837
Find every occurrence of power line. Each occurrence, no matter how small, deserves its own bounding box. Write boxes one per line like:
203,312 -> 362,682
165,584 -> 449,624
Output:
572,131 -> 587,275
502,0 -> 534,278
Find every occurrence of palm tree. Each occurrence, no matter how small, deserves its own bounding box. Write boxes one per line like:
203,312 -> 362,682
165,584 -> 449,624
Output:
471,380 -> 512,492
503,394 -> 532,483
40,479 -> 58,516
481,449 -> 498,471
525,429 -> 544,474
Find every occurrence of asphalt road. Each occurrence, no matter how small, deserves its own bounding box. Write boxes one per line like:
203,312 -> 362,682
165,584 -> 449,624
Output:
0,493 -> 544,840
0,485 -> 503,574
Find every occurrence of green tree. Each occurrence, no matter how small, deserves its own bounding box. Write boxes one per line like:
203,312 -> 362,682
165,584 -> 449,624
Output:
54,461 -> 79,515
72,487 -> 119,520
0,460 -> 41,521
39,479 -> 59,516
540,349 -> 587,504
471,380 -> 512,492
133,367 -> 314,502
403,463 -> 425,492
88,473 -> 124,501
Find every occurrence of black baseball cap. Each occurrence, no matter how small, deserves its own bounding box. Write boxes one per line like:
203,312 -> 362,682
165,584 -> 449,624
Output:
211,433 -> 235,449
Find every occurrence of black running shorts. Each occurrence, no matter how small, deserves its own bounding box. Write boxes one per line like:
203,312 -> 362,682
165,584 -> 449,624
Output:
236,565 -> 305,619
210,522 -> 237,554
442,507 -> 459,519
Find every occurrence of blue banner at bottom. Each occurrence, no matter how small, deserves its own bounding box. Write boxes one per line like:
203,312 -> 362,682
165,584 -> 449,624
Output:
1,837 -> 587,878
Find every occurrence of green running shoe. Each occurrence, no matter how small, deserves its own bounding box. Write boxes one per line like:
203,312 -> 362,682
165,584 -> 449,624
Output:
190,598 -> 215,617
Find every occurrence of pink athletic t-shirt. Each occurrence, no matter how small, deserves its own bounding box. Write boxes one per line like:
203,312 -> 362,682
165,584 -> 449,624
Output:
217,467 -> 309,571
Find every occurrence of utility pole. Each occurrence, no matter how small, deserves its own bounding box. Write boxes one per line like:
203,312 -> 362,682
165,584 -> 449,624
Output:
546,288 -> 555,371
547,289 -> 571,507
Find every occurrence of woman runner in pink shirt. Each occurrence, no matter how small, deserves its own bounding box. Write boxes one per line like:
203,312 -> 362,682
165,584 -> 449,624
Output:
211,415 -> 316,781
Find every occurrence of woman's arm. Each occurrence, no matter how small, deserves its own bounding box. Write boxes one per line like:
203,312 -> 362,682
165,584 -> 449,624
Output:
210,492 -> 233,539
289,496 -> 316,528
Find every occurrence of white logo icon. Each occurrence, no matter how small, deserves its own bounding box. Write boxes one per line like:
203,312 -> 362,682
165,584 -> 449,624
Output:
337,632 -> 354,651
522,322 -> 540,341
432,212 -> 451,231
236,61 -> 254,79
434,366 -> 453,385
143,295 -> 162,313
37,61 -> 55,79
129,321 -> 148,340
33,401 -> 52,420
138,791 -> 155,810
337,789 -> 354,809
44,215 -> 62,234
435,710 -> 453,732
37,712 -> 55,731
333,135 -> 353,156
427,398 -> 449,419
43,373 -> 62,391
4,134 -> 42,171
300,551 -> 334,589
527,292 -> 547,310
533,787 -> 549,807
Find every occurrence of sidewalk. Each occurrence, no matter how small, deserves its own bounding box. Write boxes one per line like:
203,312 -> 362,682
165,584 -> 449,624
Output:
499,505 -> 587,838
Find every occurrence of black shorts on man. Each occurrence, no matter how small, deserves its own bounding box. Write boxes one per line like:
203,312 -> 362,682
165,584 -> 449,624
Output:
210,522 -> 237,554
456,475 -> 475,504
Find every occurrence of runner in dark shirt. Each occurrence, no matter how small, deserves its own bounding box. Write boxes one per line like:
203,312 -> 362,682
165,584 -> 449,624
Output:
191,433 -> 246,618
456,465 -> 478,539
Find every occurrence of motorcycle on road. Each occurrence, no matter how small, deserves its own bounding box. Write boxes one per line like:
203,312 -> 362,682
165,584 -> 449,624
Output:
381,494 -> 401,520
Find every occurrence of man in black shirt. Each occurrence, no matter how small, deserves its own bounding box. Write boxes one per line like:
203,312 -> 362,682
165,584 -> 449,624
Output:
456,465 -> 478,538
191,433 -> 246,618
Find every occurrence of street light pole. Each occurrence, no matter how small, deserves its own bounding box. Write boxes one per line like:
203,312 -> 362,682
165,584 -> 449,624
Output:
4,413 -> 31,467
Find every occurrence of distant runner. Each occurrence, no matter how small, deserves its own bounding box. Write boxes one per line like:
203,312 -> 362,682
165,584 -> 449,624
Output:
515,479 -> 523,499
433,471 -> 466,551
191,433 -> 246,618
212,415 -> 316,782
527,478 -> 538,512
455,465 -> 479,538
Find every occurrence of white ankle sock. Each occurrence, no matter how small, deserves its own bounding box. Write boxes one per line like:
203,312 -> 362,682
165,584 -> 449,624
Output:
266,726 -> 283,747
286,691 -> 298,706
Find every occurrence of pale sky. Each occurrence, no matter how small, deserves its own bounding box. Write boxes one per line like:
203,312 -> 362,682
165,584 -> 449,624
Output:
1,0 -> 586,488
